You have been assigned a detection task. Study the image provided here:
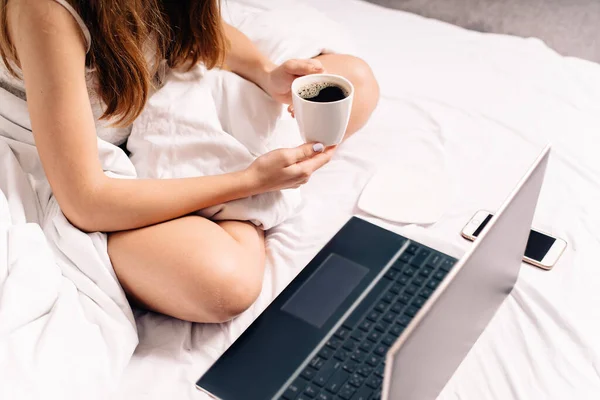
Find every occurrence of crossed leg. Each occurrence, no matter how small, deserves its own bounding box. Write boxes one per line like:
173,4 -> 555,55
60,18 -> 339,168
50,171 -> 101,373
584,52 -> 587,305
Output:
108,56 -> 379,323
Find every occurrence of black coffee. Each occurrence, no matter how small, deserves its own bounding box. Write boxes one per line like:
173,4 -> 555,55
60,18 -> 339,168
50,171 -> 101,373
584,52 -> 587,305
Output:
298,82 -> 348,103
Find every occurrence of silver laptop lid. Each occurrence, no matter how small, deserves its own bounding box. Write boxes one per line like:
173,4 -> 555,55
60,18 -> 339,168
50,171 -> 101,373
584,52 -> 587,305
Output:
383,145 -> 551,400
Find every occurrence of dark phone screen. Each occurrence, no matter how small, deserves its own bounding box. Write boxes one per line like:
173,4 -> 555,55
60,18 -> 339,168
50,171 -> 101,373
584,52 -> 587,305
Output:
473,214 -> 555,261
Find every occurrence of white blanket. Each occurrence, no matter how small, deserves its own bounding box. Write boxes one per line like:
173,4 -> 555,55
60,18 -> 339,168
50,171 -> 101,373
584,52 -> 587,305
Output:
128,66 -> 302,229
0,3 -> 353,399
4,0 -> 600,399
0,101 -> 138,400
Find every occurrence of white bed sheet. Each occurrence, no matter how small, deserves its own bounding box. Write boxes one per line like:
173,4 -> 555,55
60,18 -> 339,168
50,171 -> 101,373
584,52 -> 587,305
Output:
116,1 -> 600,399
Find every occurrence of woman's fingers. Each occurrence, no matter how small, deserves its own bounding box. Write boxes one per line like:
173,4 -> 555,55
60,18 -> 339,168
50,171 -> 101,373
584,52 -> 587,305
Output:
283,59 -> 325,76
295,146 -> 334,174
278,143 -> 334,187
287,142 -> 325,164
287,104 -> 295,118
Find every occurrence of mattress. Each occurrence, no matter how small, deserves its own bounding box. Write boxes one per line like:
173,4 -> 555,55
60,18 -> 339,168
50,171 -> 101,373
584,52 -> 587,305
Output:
115,1 -> 600,399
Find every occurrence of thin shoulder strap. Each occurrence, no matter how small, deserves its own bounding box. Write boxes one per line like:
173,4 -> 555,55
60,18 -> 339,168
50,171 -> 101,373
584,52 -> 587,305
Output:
53,0 -> 92,53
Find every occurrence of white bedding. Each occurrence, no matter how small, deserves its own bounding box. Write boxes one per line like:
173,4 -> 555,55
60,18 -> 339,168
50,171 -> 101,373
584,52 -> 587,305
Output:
116,1 -> 600,399
2,0 -> 600,399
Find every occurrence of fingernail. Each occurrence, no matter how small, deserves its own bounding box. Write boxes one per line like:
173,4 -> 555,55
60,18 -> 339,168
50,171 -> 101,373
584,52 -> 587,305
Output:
313,143 -> 324,153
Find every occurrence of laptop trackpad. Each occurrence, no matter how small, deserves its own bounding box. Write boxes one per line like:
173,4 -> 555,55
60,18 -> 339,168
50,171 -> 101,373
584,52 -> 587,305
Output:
282,254 -> 369,328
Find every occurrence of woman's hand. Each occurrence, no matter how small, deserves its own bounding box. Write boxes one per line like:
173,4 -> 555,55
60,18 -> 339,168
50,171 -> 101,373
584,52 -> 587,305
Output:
262,59 -> 325,104
244,142 -> 334,194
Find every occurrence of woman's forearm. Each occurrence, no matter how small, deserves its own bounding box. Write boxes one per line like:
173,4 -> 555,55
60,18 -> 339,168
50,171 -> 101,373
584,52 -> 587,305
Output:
223,22 -> 275,91
70,171 -> 255,233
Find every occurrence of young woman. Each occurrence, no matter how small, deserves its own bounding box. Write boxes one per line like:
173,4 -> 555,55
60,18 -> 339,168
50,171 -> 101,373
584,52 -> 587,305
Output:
0,0 -> 379,323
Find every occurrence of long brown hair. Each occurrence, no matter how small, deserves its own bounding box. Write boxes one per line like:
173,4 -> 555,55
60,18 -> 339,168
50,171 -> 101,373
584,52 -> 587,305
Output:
0,0 -> 229,126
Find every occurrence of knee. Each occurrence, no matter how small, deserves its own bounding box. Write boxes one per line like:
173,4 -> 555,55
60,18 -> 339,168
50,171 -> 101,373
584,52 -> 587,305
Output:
345,56 -> 379,96
190,252 -> 264,323
211,262 -> 263,323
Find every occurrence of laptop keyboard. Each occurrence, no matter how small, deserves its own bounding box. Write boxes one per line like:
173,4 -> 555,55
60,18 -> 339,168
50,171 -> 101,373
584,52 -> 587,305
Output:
279,244 -> 456,400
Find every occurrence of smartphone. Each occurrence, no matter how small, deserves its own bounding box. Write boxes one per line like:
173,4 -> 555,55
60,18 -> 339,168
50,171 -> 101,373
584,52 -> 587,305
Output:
461,210 -> 567,270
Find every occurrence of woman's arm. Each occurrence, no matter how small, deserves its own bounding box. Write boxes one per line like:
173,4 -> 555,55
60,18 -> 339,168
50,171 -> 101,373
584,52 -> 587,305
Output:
222,22 -> 275,90
9,1 -> 330,233
222,22 -> 324,104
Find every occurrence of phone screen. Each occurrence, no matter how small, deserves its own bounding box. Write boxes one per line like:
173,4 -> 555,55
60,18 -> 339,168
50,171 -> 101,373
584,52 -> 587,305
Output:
472,214 -> 556,261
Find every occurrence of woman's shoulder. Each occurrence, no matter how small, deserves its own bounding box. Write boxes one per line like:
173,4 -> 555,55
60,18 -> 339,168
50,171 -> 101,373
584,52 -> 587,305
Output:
4,0 -> 90,53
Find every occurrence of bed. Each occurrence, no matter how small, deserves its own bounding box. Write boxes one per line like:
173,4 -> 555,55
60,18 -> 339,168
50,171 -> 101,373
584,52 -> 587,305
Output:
2,0 -> 600,399
111,1 -> 600,399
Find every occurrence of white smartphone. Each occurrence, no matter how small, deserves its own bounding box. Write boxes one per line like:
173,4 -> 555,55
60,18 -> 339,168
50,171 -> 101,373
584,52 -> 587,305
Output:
461,210 -> 567,270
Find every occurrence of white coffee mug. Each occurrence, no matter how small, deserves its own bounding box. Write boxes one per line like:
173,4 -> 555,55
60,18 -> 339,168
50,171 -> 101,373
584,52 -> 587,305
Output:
291,74 -> 354,147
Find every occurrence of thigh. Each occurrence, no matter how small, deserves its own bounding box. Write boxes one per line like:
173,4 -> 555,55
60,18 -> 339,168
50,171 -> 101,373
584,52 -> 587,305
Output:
107,216 -> 265,323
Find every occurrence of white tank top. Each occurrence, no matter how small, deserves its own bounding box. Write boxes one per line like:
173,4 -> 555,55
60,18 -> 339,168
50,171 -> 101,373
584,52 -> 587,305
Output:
0,0 -> 132,145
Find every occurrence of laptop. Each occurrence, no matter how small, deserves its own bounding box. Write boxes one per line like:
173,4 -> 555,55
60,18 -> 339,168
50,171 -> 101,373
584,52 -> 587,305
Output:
196,145 -> 551,400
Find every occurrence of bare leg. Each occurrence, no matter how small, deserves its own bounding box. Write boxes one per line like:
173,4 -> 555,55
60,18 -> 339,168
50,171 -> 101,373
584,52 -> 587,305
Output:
108,216 -> 265,323
314,54 -> 380,139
